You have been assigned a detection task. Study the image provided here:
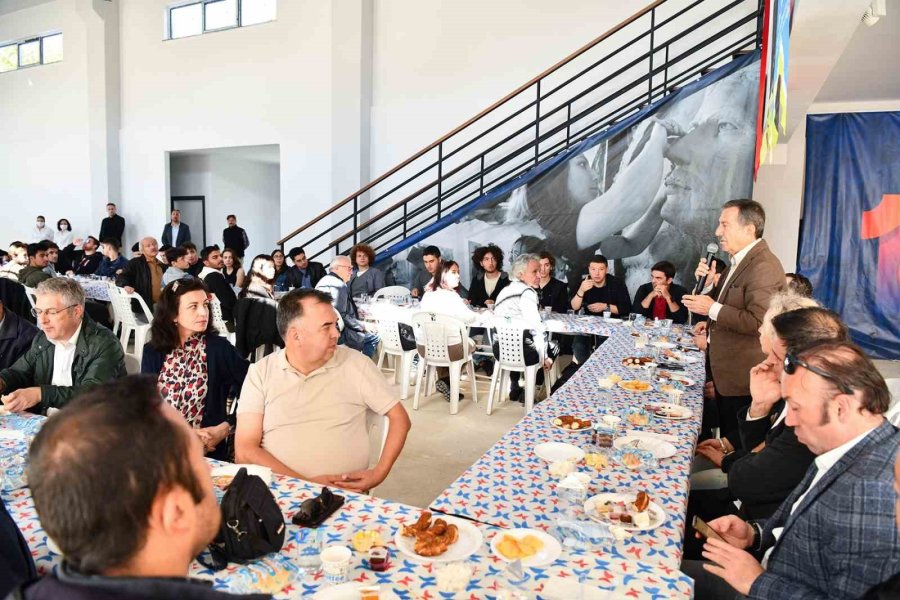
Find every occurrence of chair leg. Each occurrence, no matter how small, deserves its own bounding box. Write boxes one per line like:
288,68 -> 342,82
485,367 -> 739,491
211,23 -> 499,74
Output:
487,366 -> 499,415
376,347 -> 386,371
466,360 -> 478,405
413,358 -> 427,410
119,326 -> 130,352
499,370 -> 509,403
524,365 -> 537,413
398,352 -> 413,401
134,328 -> 147,364
448,362 -> 462,415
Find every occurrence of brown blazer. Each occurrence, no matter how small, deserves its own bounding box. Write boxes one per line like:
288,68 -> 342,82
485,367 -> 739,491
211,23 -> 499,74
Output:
708,239 -> 785,396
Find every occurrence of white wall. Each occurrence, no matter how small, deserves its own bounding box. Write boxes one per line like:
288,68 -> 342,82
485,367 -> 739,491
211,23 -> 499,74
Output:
169,152 -> 281,260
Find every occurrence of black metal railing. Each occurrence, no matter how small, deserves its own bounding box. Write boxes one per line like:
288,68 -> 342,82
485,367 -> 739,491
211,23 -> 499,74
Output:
279,0 -> 764,259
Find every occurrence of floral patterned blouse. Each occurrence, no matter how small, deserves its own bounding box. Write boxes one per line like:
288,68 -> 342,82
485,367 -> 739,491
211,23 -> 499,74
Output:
157,334 -> 209,429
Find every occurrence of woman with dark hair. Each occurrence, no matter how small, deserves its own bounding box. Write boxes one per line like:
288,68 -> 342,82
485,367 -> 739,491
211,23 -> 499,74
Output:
349,243 -> 385,297
271,249 -> 288,282
221,248 -> 244,288
425,260 -> 468,299
468,244 -> 510,308
141,278 -> 249,458
240,254 -> 277,300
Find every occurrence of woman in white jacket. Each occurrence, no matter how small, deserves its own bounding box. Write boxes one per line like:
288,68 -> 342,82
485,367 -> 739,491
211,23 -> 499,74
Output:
418,260 -> 476,401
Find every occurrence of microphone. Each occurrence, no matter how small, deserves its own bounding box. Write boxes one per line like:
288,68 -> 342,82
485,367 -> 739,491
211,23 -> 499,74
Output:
693,243 -> 719,294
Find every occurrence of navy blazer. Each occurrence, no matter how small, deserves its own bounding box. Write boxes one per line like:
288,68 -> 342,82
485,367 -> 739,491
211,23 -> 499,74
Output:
161,222 -> 192,247
0,311 -> 38,371
141,334 -> 248,460
750,420 -> 900,599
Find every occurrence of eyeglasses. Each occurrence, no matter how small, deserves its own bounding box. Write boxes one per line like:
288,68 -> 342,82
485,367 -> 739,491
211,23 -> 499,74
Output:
32,305 -> 78,318
783,353 -> 853,395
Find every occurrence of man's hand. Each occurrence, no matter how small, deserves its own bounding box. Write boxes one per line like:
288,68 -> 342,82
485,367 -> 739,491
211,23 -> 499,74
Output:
587,302 -> 606,313
411,288 -> 420,298
2,388 -> 42,413
309,474 -> 344,487
331,469 -> 385,493
706,515 -> 755,549
697,445 -> 726,467
578,279 -> 595,295
749,359 -> 782,417
697,437 -> 732,453
694,257 -> 718,282
197,423 -> 230,453
655,285 -> 671,301
702,537 -> 765,596
693,321 -> 708,336
123,286 -> 135,294
683,294 -> 714,316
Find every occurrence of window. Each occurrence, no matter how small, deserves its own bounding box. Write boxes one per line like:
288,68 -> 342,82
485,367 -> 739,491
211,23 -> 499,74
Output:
0,33 -> 63,74
167,0 -> 276,40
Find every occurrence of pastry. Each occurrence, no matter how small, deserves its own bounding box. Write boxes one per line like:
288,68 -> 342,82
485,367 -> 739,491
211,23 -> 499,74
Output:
633,491 -> 649,512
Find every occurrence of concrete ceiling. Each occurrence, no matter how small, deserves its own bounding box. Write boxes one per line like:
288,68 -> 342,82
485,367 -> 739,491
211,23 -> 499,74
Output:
815,0 -> 900,103
171,144 -> 280,166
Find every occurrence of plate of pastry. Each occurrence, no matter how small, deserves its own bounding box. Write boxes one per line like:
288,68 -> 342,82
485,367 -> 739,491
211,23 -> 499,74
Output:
551,414 -> 593,432
584,491 -> 666,531
394,512 -> 482,563
648,402 -> 692,420
621,356 -> 654,368
618,380 -> 653,393
491,528 -> 561,567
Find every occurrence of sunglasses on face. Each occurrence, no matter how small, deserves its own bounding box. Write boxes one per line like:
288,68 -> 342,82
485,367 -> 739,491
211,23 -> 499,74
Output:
783,353 -> 853,395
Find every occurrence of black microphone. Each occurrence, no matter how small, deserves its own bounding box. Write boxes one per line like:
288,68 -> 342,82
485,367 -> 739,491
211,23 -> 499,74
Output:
693,243 -> 719,294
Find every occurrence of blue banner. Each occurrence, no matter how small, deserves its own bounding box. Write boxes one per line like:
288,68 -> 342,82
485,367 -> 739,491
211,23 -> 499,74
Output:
800,112 -> 900,359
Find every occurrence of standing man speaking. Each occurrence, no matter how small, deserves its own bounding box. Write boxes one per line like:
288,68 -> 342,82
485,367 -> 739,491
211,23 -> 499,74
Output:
683,199 -> 784,449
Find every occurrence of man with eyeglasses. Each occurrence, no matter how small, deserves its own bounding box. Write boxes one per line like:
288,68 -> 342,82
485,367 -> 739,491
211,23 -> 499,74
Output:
0,278 -> 125,414
315,255 -> 380,358
683,340 -> 899,599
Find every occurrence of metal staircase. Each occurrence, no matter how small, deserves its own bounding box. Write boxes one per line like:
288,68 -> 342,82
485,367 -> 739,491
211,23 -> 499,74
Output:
278,0 -> 764,261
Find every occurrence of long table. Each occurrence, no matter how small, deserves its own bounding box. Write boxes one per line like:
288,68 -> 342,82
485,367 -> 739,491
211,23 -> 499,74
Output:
1,410 -> 694,598
431,321 -> 705,570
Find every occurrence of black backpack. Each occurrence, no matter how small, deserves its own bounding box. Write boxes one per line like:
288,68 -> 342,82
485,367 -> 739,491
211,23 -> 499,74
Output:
202,467 -> 285,570
0,498 -> 36,598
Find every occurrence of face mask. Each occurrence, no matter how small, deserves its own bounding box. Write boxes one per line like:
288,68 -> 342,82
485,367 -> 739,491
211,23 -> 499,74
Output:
36,222 -> 44,228
60,224 -> 68,231
445,273 -> 461,288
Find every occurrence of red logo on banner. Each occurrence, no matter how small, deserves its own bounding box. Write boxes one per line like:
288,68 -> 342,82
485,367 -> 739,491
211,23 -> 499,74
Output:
861,194 -> 900,305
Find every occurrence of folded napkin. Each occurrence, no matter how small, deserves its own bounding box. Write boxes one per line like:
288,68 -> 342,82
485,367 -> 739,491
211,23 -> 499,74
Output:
625,429 -> 678,443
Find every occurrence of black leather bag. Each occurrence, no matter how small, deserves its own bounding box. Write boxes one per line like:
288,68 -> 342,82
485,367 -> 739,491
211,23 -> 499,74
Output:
203,467 -> 285,568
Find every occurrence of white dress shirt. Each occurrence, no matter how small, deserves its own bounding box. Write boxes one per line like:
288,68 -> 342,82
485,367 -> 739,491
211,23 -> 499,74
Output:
50,322 -> 83,387
708,238 -> 762,322
746,403 -> 788,428
762,424 -> 878,567
170,223 -> 180,244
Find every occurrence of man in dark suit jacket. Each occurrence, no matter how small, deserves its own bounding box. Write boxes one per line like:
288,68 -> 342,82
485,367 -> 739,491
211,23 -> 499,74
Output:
276,247 -> 326,290
98,203 -> 125,247
160,209 -> 191,247
684,200 -> 785,449
683,341 -> 900,599
632,260 -> 688,324
0,301 -> 38,370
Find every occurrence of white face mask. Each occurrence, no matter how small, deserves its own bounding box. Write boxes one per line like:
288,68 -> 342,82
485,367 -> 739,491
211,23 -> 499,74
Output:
36,222 -> 44,228
444,272 -> 461,288
60,224 -> 68,231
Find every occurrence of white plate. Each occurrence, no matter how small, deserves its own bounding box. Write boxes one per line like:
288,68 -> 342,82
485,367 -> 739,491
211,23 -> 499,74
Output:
46,536 -> 62,555
534,442 -> 585,463
551,417 -> 593,433
648,402 -> 692,420
613,436 -> 677,459
652,341 -> 676,349
584,492 -> 666,531
394,515 -> 483,563
604,317 -> 623,324
490,528 -> 562,567
313,583 -> 400,599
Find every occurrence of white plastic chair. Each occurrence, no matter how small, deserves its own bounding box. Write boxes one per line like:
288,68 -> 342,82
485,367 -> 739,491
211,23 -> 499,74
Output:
885,378 -> 900,427
23,286 -> 37,310
210,296 -> 236,346
366,409 -> 389,466
373,286 -> 412,302
411,312 -> 478,415
374,316 -> 417,400
109,286 -> 153,363
486,317 -> 551,415
105,282 -> 121,337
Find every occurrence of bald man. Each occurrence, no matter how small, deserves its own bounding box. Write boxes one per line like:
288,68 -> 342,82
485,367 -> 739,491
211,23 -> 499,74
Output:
116,237 -> 167,308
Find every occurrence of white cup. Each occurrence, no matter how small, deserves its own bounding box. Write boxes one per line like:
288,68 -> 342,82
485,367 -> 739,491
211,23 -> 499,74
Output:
320,545 -> 352,585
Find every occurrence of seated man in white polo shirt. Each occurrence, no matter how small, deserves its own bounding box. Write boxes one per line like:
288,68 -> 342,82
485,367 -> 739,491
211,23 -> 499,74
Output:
235,288 -> 411,492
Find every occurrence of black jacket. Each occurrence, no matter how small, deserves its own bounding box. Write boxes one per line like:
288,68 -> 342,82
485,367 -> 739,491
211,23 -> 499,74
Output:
316,273 -> 367,351
117,257 -> 167,308
0,498 -> 35,599
861,572 -> 900,599
142,334 -> 248,460
276,263 -> 326,290
538,278 -> 569,314
721,401 -> 816,520
0,280 -> 33,324
576,274 -> 632,316
233,295 -> 283,358
73,252 -> 103,276
98,214 -> 125,245
631,282 -> 689,324
222,226 -> 249,257
201,270 -> 237,322
9,563 -> 270,600
0,311 -> 38,371
468,272 -> 511,308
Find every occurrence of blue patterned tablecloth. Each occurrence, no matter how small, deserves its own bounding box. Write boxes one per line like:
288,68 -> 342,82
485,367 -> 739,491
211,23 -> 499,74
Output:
431,323 -> 705,569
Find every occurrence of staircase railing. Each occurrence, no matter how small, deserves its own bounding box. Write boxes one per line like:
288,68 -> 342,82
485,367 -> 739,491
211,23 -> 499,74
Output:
279,0 -> 764,260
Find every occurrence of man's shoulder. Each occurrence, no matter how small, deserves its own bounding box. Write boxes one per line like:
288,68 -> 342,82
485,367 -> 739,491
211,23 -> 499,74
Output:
81,318 -> 121,346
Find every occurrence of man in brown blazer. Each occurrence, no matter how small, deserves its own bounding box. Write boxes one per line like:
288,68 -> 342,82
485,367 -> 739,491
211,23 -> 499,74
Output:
684,199 -> 785,449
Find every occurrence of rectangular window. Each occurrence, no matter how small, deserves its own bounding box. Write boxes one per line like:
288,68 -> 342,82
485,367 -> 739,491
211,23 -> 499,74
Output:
0,33 -> 61,74
170,3 -> 203,39
167,0 -> 275,40
204,0 -> 237,31
42,33 -> 63,64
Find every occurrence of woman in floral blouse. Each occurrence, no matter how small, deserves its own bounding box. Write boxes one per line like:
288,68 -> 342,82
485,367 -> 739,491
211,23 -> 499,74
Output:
142,277 -> 249,459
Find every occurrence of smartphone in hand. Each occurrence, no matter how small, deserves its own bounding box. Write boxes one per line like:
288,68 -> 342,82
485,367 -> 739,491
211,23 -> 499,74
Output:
692,515 -> 725,542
